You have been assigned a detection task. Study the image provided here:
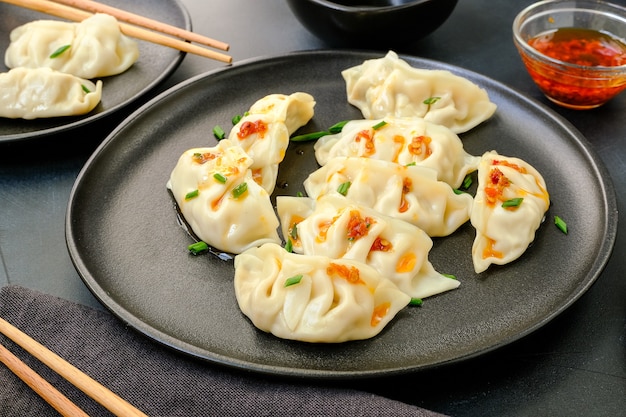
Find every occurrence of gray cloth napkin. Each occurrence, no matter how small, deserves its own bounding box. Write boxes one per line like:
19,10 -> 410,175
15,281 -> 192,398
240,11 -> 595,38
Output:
0,285 -> 446,417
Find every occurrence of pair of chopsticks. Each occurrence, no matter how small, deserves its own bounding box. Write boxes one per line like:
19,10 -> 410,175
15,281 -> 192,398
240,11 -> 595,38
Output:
0,317 -> 148,417
1,0 -> 232,64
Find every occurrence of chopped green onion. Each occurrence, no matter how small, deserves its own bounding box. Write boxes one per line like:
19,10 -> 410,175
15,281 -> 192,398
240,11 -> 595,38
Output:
423,96 -> 441,105
232,182 -> 248,198
284,239 -> 293,253
405,162 -> 417,167
291,120 -> 349,142
213,125 -> 226,140
49,44 -> 70,58
372,120 -> 387,130
442,273 -> 457,280
554,215 -> 568,234
213,173 -> 227,183
409,298 -> 423,306
296,191 -> 304,197
290,131 -> 331,142
328,120 -> 349,133
290,224 -> 298,240
502,197 -> 523,208
188,241 -> 209,255
461,174 -> 473,190
284,274 -> 303,287
453,188 -> 464,195
231,114 -> 242,125
185,189 -> 199,200
337,181 -> 351,196
81,84 -> 91,94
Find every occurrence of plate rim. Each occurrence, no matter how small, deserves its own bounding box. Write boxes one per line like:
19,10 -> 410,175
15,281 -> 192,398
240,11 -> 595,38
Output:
65,49 -> 618,379
0,0 -> 191,143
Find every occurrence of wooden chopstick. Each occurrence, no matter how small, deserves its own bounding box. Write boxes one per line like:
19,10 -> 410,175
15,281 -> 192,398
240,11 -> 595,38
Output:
0,0 -> 232,63
0,343 -> 90,417
0,317 -> 149,417
52,0 -> 229,51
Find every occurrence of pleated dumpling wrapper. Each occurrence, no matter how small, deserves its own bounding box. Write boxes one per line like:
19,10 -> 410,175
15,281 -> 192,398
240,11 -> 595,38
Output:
166,139 -> 281,254
304,157 -> 473,237
234,243 -> 411,343
5,14 -> 139,79
314,116 -> 480,188
0,67 -> 102,119
227,92 -> 315,193
277,194 -> 460,299
471,151 -> 550,273
342,51 -> 497,134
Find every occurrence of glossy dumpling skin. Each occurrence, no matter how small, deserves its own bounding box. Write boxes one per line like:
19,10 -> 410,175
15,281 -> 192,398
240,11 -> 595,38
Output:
166,139 -> 281,254
0,67 -> 102,119
304,157 -> 473,237
342,51 -> 497,134
228,92 -> 315,193
276,194 -> 460,299
314,116 -> 480,188
5,14 -> 139,79
471,151 -> 550,273
234,242 -> 411,343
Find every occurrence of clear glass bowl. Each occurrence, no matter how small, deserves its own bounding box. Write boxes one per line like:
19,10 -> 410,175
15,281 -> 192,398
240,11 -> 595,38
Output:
513,0 -> 626,109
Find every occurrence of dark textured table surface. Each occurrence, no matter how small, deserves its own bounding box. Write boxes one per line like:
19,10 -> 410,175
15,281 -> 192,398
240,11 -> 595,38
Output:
1,1 -> 624,415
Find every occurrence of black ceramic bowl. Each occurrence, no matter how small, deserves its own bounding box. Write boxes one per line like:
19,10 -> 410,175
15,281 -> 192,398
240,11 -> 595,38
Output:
285,0 -> 458,48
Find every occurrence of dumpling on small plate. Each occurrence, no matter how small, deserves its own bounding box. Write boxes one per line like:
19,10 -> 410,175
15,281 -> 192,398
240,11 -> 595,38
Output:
0,67 -> 102,119
342,51 -> 497,134
313,116 -> 480,188
276,194 -> 460,299
5,14 -> 139,79
471,151 -> 550,273
228,92 -> 315,193
166,139 -> 280,254
304,157 -> 473,237
234,242 -> 411,343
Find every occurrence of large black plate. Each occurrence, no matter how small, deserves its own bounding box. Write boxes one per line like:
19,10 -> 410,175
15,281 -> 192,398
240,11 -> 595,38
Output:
66,51 -> 617,379
0,0 -> 189,142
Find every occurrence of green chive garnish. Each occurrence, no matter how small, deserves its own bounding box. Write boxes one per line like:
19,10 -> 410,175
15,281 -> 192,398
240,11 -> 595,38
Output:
296,191 -> 304,197
81,84 -> 91,94
442,273 -> 457,280
290,224 -> 298,240
405,162 -> 417,167
328,120 -> 349,133
213,173 -> 227,183
232,182 -> 248,198
185,189 -> 199,200
372,120 -> 387,130
213,125 -> 226,140
291,120 -> 350,142
461,174 -> 473,190
555,215 -> 568,234
232,114 -> 242,125
284,239 -> 293,253
284,274 -> 303,287
188,241 -> 209,255
410,298 -> 423,306
502,197 -> 523,208
49,44 -> 70,58
337,181 -> 351,196
423,96 -> 441,105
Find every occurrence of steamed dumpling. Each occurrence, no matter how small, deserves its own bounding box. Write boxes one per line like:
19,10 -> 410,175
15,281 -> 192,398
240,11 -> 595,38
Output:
304,157 -> 473,237
0,67 -> 102,119
228,92 -> 315,193
5,14 -> 139,79
471,151 -> 550,273
342,51 -> 497,133
277,194 -> 460,299
166,139 -> 281,254
234,242 -> 411,343
314,116 -> 480,188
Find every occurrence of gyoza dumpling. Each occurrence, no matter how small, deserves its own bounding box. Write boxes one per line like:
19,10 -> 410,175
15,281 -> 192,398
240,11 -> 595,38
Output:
471,151 -> 550,273
342,51 -> 497,133
314,116 -> 480,188
0,67 -> 102,119
5,14 -> 139,79
276,194 -> 460,299
166,139 -> 280,254
228,92 -> 315,193
304,157 -> 473,237
234,242 -> 411,343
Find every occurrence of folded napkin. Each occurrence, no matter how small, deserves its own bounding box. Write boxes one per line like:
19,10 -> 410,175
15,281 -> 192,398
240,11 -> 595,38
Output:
0,285 -> 446,417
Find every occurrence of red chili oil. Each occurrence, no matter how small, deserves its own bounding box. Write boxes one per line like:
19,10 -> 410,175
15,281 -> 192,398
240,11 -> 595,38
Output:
523,27 -> 626,108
